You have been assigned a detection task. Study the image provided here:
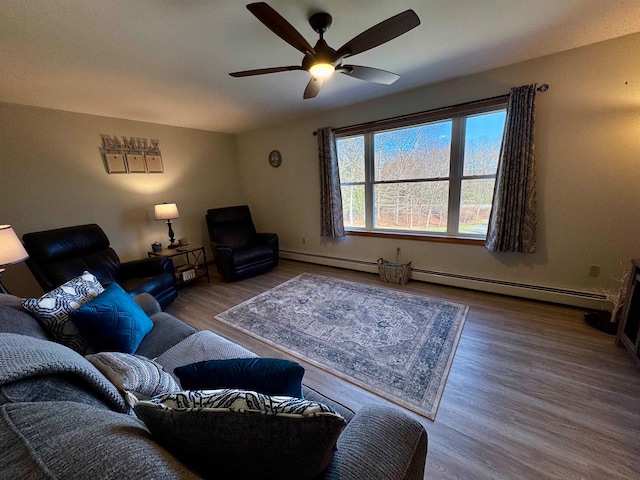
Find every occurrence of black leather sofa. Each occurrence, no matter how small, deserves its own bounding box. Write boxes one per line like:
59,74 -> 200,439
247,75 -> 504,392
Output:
22,224 -> 178,308
206,205 -> 279,281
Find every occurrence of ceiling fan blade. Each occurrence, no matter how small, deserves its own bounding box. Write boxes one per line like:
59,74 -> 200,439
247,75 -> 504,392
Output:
229,66 -> 304,77
247,2 -> 315,55
338,65 -> 400,85
336,10 -> 420,59
303,77 -> 323,99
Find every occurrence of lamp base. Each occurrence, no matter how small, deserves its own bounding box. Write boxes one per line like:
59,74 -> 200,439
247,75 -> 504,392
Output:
0,269 -> 8,295
165,220 -> 178,250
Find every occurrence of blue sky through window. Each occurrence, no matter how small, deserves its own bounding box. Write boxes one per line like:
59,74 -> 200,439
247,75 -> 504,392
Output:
372,110 -> 505,162
466,110 -> 507,143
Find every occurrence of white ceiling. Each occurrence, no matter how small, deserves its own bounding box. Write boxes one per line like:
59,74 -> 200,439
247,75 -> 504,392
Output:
1,0 -> 639,134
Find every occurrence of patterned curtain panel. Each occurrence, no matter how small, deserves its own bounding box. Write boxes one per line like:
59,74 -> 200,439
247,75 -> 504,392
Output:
485,84 -> 538,253
318,127 -> 345,238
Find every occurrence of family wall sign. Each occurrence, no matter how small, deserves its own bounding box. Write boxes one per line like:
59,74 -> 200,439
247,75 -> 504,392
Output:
99,134 -> 164,174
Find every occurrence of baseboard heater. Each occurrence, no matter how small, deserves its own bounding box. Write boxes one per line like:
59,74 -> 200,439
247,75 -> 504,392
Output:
280,249 -> 606,308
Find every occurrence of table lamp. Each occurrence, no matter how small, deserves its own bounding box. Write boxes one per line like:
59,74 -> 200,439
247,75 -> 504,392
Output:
154,202 -> 180,249
0,225 -> 29,294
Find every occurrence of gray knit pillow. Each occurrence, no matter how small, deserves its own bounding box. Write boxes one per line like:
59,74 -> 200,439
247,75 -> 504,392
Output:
87,352 -> 180,404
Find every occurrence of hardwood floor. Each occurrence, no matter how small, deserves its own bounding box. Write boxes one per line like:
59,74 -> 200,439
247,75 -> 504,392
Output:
166,259 -> 640,480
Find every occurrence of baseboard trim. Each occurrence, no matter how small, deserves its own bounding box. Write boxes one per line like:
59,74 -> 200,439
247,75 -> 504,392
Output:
279,250 -> 607,309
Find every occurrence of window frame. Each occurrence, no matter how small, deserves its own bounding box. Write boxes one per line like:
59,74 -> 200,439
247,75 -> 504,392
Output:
335,97 -> 508,243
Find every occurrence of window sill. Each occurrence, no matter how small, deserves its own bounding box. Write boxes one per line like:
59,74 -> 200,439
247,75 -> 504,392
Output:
345,229 -> 485,246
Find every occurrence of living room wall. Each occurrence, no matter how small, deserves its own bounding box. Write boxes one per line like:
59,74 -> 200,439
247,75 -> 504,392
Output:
0,103 -> 243,296
234,32 -> 640,307
2,33 -> 639,306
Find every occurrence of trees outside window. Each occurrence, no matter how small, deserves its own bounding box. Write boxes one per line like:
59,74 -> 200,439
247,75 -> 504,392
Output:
336,101 -> 506,239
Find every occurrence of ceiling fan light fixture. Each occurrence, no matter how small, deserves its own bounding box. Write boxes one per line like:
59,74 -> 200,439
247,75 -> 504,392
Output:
233,4 -> 421,98
309,62 -> 335,78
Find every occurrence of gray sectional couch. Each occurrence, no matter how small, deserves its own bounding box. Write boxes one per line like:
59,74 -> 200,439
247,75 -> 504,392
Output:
0,292 -> 427,479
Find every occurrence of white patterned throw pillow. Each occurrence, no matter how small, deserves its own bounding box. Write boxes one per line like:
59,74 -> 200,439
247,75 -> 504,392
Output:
144,389 -> 340,416
22,271 -> 104,354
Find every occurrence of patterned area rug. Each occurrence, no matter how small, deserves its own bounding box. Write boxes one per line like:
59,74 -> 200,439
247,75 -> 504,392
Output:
215,273 -> 468,419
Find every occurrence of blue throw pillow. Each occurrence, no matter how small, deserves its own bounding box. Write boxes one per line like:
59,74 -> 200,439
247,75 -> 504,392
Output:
69,283 -> 153,354
174,358 -> 305,398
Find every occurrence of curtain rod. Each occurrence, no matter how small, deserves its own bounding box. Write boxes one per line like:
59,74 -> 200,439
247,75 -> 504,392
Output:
312,83 -> 549,135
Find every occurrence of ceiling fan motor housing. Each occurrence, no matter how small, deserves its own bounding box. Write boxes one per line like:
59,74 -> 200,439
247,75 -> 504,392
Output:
309,12 -> 332,34
305,13 -> 339,70
303,39 -> 339,70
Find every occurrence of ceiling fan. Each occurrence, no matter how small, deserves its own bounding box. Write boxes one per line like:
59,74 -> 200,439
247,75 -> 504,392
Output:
229,2 -> 421,99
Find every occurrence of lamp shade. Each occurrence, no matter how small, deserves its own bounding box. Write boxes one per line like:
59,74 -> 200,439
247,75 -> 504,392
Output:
0,225 -> 29,266
154,203 -> 180,221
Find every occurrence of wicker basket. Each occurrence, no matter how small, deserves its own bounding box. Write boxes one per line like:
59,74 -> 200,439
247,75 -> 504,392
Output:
377,257 -> 412,285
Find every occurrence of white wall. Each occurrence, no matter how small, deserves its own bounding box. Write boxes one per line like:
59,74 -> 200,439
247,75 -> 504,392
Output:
0,103 -> 244,296
235,33 -> 640,307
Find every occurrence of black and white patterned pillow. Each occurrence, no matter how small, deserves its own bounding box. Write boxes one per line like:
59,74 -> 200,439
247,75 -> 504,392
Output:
134,389 -> 346,479
87,352 -> 180,405
145,389 -> 338,416
22,271 -> 104,354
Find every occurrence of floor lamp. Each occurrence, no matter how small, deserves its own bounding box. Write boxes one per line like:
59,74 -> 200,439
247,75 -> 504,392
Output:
0,225 -> 29,295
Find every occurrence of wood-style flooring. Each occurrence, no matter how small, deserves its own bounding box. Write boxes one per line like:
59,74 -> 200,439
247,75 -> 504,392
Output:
166,259 -> 640,480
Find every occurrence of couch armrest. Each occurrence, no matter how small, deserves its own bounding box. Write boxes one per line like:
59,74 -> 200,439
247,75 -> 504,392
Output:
255,233 -> 279,266
133,293 -> 163,316
255,233 -> 278,249
212,244 -> 234,279
323,405 -> 427,480
119,256 -> 175,279
212,244 -> 233,257
302,385 -> 355,423
255,232 -> 277,244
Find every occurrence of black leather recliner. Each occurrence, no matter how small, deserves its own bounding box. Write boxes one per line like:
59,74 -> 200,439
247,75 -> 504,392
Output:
22,224 -> 178,308
206,205 -> 279,281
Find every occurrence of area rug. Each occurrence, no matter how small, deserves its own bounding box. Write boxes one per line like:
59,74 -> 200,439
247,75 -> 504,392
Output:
215,273 -> 468,419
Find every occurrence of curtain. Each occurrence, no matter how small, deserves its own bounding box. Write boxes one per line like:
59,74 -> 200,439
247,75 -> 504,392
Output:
485,84 -> 538,253
317,127 -> 345,237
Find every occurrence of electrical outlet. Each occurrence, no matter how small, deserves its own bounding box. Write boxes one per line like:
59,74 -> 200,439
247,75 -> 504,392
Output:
589,265 -> 601,277
302,237 -> 306,244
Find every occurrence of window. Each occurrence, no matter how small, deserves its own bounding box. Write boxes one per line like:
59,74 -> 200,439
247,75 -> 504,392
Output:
336,99 -> 507,240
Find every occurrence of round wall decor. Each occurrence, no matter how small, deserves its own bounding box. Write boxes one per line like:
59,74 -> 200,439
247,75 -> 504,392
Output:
269,150 -> 282,167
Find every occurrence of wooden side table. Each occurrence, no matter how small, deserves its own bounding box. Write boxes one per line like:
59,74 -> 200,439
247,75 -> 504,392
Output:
148,245 -> 210,286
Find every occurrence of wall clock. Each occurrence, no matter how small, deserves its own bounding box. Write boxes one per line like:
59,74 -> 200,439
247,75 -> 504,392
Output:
269,150 -> 282,168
